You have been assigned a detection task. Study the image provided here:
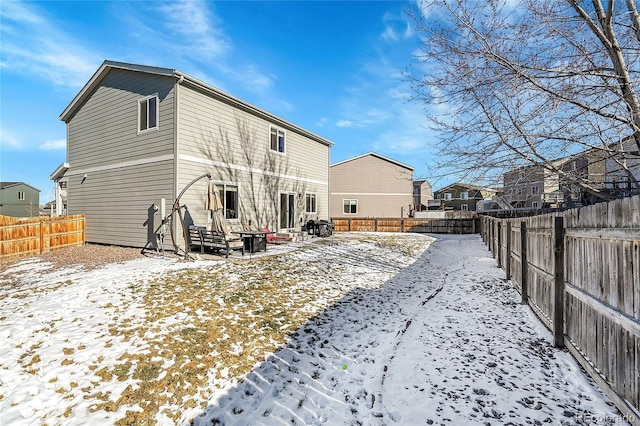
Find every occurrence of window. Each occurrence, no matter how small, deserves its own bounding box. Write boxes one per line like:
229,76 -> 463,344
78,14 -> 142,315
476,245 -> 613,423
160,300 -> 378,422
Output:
209,183 -> 239,220
444,193 -> 452,201
532,201 -> 539,208
531,186 -> 540,195
436,194 -> 442,199
138,95 -> 158,132
343,199 -> 357,214
270,126 -> 285,153
305,193 -> 317,214
17,191 -> 25,201
460,191 -> 469,200
461,204 -> 469,210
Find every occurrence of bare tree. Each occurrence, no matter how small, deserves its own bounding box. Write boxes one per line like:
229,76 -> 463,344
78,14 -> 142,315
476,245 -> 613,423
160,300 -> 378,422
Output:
407,0 -> 640,199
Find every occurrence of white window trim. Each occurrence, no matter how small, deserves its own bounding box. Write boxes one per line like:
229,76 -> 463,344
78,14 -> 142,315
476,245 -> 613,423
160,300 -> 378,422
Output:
461,191 -> 469,200
207,181 -> 240,222
305,192 -> 317,214
17,191 -> 25,201
343,199 -> 358,215
532,201 -> 539,208
269,125 -> 286,155
138,94 -> 159,135
444,192 -> 452,201
461,204 -> 469,210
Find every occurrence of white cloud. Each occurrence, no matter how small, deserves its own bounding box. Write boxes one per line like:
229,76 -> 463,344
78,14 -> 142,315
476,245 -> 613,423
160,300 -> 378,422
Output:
381,11 -> 414,43
157,0 -> 230,60
336,120 -> 353,128
0,130 -> 22,150
39,139 -> 66,150
0,2 -> 100,90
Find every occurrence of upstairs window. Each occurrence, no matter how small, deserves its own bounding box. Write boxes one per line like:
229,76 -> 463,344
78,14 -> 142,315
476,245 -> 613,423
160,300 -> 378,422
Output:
138,95 -> 158,133
461,191 -> 469,200
270,126 -> 286,153
17,191 -> 25,200
343,199 -> 358,214
444,193 -> 452,201
531,186 -> 540,195
305,193 -> 317,214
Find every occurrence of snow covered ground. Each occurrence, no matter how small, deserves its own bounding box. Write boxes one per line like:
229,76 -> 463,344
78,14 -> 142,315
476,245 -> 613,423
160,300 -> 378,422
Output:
0,233 -> 630,425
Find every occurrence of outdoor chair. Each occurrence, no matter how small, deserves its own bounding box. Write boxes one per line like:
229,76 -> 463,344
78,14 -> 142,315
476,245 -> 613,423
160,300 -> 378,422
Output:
261,227 -> 293,245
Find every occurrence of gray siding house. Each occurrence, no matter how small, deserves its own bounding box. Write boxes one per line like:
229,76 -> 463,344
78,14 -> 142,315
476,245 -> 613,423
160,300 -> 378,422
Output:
0,182 -> 40,218
59,60 -> 333,249
330,152 -> 414,218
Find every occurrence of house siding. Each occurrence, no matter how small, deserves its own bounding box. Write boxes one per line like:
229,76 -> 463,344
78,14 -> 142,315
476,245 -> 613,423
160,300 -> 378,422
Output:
176,82 -> 330,233
65,69 -> 176,247
330,155 -> 413,218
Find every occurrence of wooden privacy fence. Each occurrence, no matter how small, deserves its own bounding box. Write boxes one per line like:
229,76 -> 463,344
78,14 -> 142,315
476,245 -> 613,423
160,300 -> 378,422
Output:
332,217 -> 478,234
0,215 -> 85,258
480,196 -> 640,425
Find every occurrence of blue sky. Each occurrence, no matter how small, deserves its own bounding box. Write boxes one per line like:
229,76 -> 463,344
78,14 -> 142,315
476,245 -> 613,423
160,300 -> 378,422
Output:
1,0 -> 440,202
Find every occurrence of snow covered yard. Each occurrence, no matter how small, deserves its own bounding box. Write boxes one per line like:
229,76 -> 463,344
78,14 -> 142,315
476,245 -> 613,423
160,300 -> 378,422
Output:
0,233 -> 629,425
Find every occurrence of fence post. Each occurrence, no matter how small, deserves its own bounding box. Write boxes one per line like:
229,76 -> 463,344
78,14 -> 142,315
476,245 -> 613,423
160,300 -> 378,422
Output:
39,220 -> 44,254
553,216 -> 565,348
520,221 -> 528,305
505,220 -> 511,280
489,218 -> 494,253
497,221 -> 502,267
348,218 -> 351,232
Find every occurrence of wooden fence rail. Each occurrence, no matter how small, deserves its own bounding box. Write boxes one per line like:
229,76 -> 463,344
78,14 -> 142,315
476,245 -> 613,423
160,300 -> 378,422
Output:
331,217 -> 478,234
0,215 -> 85,258
480,196 -> 640,425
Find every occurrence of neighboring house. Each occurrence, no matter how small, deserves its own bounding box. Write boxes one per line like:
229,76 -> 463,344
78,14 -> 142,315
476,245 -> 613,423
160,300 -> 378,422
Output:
503,163 -> 563,209
430,183 -> 497,211
503,150 -> 608,209
329,152 -> 414,218
49,162 -> 69,217
57,60 -> 333,249
605,137 -> 640,198
0,182 -> 40,217
412,179 -> 434,212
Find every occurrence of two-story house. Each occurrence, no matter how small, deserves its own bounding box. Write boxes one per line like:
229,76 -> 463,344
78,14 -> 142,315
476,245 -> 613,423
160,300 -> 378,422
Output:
0,182 -> 40,218
329,152 -> 414,218
503,150 -> 608,209
57,60 -> 333,249
430,183 -> 497,211
412,179 -> 434,212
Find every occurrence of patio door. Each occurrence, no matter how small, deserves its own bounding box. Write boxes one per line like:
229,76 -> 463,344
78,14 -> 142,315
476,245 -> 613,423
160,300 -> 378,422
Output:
279,192 -> 296,230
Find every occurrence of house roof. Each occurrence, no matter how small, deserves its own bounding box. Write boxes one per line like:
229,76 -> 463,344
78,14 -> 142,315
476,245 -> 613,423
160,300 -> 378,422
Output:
433,182 -> 496,194
330,152 -> 414,171
0,182 -> 41,192
49,162 -> 69,180
60,60 -> 334,148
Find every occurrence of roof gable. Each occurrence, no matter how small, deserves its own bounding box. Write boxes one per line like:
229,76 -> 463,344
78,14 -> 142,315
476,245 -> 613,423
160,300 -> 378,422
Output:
331,152 -> 414,171
434,182 -> 495,194
0,182 -> 41,192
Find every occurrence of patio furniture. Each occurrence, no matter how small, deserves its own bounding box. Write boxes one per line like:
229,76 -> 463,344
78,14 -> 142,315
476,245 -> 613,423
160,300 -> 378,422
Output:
261,227 -> 293,244
189,225 -> 244,258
